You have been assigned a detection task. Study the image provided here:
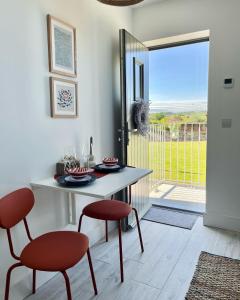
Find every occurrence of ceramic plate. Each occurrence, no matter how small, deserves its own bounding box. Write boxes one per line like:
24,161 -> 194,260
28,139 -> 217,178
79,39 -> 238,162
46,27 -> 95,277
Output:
56,174 -> 96,187
94,164 -> 125,173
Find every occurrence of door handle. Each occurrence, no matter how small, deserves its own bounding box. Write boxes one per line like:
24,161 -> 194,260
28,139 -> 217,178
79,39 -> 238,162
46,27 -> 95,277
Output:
117,123 -> 130,145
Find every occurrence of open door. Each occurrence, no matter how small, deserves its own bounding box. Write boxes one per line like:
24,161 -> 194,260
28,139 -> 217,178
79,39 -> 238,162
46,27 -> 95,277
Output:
119,29 -> 150,228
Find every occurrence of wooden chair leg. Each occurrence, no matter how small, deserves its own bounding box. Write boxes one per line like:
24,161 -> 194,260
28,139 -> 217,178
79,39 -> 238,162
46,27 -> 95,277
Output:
87,249 -> 98,295
118,220 -> 124,282
5,262 -> 22,300
32,270 -> 36,294
61,271 -> 72,300
105,221 -> 108,242
132,208 -> 144,252
78,213 -> 84,232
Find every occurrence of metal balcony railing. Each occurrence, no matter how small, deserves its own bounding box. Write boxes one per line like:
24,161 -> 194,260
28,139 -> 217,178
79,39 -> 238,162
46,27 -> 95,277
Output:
148,123 -> 207,189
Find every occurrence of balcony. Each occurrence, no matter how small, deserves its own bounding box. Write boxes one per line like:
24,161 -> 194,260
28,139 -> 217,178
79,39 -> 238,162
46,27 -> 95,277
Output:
149,123 -> 207,212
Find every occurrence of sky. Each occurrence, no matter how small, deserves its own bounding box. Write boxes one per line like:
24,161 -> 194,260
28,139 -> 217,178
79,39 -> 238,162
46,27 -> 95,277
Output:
149,41 -> 209,104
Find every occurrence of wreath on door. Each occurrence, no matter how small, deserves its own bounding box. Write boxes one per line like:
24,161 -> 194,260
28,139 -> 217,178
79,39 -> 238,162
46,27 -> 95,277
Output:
132,100 -> 150,136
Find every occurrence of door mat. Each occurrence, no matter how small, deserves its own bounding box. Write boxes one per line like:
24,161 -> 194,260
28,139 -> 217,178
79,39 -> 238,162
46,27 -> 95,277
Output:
143,206 -> 199,230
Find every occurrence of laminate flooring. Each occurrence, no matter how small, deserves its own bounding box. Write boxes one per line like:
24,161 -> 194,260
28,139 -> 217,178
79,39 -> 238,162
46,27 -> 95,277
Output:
25,217 -> 240,300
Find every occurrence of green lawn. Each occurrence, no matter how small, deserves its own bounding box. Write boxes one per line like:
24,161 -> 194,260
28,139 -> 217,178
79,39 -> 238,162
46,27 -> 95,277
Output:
149,141 -> 206,186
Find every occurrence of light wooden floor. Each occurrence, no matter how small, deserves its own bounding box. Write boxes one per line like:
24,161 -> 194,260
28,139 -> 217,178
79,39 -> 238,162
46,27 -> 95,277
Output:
25,217 -> 240,300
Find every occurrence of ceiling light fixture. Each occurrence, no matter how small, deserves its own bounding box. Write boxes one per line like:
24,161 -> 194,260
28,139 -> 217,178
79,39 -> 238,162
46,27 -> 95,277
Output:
97,0 -> 144,6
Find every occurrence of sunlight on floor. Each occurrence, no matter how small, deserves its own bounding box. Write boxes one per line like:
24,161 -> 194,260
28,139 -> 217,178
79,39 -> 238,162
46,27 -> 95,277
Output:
150,184 -> 206,203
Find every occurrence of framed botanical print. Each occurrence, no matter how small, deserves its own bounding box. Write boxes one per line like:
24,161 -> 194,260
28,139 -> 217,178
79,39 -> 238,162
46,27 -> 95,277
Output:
47,15 -> 77,77
133,57 -> 144,101
50,77 -> 78,118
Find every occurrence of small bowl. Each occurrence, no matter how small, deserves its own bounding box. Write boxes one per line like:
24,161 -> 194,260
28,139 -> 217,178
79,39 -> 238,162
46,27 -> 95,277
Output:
102,157 -> 119,166
67,167 -> 94,178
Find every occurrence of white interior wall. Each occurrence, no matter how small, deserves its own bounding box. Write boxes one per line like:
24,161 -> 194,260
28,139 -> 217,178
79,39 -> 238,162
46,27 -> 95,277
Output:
0,0 -> 132,298
133,0 -> 240,232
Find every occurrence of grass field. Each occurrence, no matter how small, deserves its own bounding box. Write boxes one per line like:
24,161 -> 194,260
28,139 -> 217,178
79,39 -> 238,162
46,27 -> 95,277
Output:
149,141 -> 207,187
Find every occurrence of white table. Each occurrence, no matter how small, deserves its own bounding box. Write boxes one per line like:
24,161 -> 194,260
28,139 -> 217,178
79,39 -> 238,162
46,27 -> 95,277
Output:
31,167 -> 152,224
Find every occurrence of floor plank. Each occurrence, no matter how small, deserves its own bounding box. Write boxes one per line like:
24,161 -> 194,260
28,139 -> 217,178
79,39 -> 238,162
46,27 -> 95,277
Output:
156,218 -> 218,300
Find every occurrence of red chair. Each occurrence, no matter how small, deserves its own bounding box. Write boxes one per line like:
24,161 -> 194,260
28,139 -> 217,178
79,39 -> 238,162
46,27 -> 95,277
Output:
78,184 -> 144,282
0,188 -> 98,300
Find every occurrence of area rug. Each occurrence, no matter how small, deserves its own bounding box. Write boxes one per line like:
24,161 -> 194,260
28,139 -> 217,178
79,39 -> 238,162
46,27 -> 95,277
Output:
186,251 -> 240,300
142,206 -> 199,230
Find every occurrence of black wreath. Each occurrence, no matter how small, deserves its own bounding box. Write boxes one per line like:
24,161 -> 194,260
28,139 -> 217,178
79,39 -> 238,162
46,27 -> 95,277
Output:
132,100 -> 150,136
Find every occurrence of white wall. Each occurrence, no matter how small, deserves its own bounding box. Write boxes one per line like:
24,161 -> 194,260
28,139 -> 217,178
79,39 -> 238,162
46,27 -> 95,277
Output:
133,0 -> 240,232
0,0 -> 132,298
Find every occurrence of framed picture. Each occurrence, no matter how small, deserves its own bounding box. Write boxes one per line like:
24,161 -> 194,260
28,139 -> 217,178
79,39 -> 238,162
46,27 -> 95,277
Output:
47,15 -> 77,77
50,77 -> 78,118
133,57 -> 144,101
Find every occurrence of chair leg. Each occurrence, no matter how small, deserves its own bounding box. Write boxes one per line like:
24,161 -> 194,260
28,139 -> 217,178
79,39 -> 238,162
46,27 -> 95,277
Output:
61,271 -> 72,300
128,185 -> 132,205
118,220 -> 124,282
87,249 -> 98,295
32,270 -> 36,294
78,213 -> 84,232
132,208 -> 144,253
5,262 -> 22,300
105,220 -> 108,242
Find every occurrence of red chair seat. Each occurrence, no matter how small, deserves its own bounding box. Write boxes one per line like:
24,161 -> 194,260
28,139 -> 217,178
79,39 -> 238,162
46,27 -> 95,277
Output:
83,200 -> 132,221
20,231 -> 89,271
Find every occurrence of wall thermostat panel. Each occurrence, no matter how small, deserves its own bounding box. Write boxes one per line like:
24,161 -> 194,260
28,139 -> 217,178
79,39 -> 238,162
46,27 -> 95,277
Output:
224,78 -> 234,88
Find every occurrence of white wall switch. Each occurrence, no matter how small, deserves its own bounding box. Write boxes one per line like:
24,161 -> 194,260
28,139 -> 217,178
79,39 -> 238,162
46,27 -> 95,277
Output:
221,119 -> 232,128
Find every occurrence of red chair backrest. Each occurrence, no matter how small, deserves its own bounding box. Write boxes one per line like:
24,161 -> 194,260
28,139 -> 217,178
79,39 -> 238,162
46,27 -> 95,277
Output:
0,188 -> 34,229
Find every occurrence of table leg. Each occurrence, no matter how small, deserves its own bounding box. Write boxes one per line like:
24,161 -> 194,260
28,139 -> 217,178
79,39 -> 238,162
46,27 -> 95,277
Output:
68,192 -> 77,225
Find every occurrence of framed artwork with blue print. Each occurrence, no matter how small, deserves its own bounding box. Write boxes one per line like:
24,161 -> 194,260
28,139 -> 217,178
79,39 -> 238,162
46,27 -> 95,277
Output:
47,15 -> 77,77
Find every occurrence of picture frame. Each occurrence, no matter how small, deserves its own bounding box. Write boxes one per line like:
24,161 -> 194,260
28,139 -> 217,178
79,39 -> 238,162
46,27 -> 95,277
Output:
133,57 -> 144,101
47,15 -> 77,77
50,77 -> 78,118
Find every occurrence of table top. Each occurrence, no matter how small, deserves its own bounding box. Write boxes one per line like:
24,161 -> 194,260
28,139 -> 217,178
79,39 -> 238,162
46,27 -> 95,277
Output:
30,167 -> 152,199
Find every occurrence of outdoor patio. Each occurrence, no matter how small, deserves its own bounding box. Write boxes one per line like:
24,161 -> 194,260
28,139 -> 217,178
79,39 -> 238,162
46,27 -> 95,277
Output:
150,183 -> 206,213
147,122 -> 207,214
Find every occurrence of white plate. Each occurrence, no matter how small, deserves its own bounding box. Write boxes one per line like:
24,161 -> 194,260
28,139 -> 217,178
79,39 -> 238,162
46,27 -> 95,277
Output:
65,175 -> 92,182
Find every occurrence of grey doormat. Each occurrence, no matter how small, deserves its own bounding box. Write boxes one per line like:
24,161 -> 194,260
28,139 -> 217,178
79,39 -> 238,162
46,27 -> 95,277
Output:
186,252 -> 240,299
143,206 -> 199,230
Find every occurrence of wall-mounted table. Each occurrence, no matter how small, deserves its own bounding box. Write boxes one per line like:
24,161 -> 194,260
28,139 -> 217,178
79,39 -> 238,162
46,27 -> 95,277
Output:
30,167 -> 152,225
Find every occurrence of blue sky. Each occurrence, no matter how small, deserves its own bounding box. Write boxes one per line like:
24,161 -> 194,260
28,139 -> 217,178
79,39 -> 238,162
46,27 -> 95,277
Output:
149,41 -> 209,103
